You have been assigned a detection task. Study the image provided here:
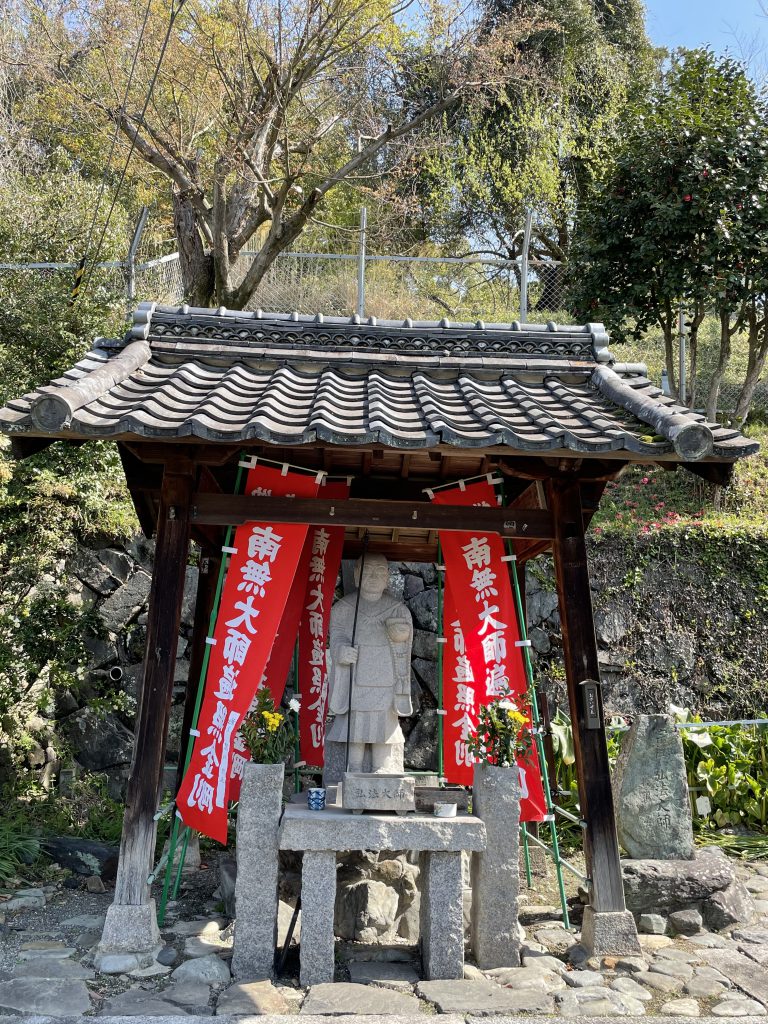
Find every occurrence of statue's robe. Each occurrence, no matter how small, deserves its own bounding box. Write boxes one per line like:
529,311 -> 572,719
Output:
326,591 -> 412,746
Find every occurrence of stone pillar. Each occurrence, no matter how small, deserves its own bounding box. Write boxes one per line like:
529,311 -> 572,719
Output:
232,763 -> 283,979
420,851 -> 464,980
471,763 -> 521,969
299,850 -> 337,987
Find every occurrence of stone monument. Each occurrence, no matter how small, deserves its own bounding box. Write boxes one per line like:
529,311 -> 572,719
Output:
613,713 -> 695,859
326,554 -> 415,810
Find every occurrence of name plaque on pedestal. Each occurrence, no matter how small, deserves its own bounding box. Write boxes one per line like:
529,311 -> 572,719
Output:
341,772 -> 416,814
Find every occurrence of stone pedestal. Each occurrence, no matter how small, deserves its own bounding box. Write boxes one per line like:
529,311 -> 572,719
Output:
299,851 -> 337,987
97,900 -> 160,961
470,763 -> 521,969
323,740 -> 404,786
420,851 -> 464,979
341,772 -> 415,813
232,762 -> 283,979
581,907 -> 643,956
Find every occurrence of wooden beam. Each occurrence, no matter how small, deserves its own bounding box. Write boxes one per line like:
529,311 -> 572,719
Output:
548,478 -> 627,915
113,465 -> 194,907
190,493 -> 554,539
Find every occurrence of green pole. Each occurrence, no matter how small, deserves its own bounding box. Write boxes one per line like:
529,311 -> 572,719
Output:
436,540 -> 444,783
521,821 -> 533,889
293,641 -> 301,794
158,455 -> 248,925
506,531 -> 571,930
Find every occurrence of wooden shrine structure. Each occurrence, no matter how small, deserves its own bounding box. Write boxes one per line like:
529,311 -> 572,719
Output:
0,302 -> 757,957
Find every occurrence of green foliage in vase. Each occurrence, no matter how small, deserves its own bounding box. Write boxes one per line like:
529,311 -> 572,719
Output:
468,693 -> 534,768
239,688 -> 295,766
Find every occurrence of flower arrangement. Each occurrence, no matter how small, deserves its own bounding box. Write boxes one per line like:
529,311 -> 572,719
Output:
467,693 -> 534,768
239,687 -> 295,765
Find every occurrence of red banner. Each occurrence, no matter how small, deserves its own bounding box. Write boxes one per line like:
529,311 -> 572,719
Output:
177,463 -> 320,842
432,480 -> 546,821
297,480 -> 349,766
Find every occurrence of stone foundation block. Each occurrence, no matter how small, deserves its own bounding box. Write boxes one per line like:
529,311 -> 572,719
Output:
300,850 -> 337,987
581,907 -> 642,956
97,900 -> 160,957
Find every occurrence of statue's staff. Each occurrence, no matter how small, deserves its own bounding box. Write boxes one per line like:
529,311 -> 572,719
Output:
344,532 -> 369,772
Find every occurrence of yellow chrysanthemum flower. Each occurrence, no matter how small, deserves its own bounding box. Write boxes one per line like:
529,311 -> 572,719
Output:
507,709 -> 527,726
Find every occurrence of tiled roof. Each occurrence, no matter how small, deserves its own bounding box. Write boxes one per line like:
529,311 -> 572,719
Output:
0,303 -> 757,463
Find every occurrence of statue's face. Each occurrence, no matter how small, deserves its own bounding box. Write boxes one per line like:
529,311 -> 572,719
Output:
357,555 -> 388,599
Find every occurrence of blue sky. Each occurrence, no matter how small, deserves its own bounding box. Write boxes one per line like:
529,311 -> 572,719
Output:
644,0 -> 766,70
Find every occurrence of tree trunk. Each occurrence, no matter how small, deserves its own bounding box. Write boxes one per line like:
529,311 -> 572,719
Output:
733,308 -> 768,426
686,305 -> 706,411
173,191 -> 215,307
705,308 -> 733,423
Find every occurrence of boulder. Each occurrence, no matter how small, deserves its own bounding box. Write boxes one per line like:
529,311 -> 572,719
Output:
407,589 -> 438,632
42,836 -> 119,878
613,714 -> 694,859
404,709 -> 438,770
703,882 -> 756,931
64,708 -> 134,771
623,847 -> 735,914
98,569 -> 151,631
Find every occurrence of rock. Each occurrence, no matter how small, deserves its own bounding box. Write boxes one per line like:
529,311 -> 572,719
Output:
484,966 -> 566,991
611,977 -> 653,1001
98,568 -> 151,629
170,918 -> 227,938
12,959 -> 94,979
464,964 -> 485,981
60,912 -> 106,929
660,997 -> 700,1016
534,926 -> 576,954
412,628 -> 437,659
623,848 -> 736,914
613,714 -> 694,859
637,971 -> 684,994
157,945 -> 180,966
711,997 -> 768,1017
278,898 -> 301,946
412,657 -> 438,699
63,707 -> 135,771
130,962 -> 171,978
0,978 -> 91,1015
407,589 -> 438,632
163,981 -> 212,1007
655,948 -> 701,963
639,913 -> 667,934
746,877 -> 768,894
669,908 -> 703,935
733,927 -> 768,945
416,978 -> 554,1014
102,990 -> 189,1016
564,970 -> 606,988
704,882 -> 756,930
171,953 -> 231,984
684,976 -> 729,998
0,890 -> 45,915
216,980 -> 291,1014
19,941 -> 76,959
403,709 -> 438,770
86,873 -> 106,893
615,956 -> 650,973
347,961 -> 420,986
41,836 -> 119,878
701,949 -> 768,1008
528,626 -> 551,653
184,931 -> 233,958
689,931 -> 730,948
521,953 -> 568,974
402,574 -> 424,600
301,982 -> 421,1014
95,952 -> 142,974
336,879 -> 400,943
649,959 -> 695,981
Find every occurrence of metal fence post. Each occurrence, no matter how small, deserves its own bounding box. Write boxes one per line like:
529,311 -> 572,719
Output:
520,210 -> 532,323
126,206 -> 149,307
356,206 -> 367,319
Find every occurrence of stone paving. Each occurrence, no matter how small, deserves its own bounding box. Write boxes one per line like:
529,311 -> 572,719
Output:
0,857 -> 767,1019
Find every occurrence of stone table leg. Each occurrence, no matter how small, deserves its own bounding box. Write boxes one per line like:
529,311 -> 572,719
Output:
419,850 -> 464,980
300,850 -> 337,987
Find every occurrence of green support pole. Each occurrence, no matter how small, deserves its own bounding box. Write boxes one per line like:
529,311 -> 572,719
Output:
506,534 -> 571,930
521,821 -> 533,889
436,540 -> 444,783
157,456 -> 248,926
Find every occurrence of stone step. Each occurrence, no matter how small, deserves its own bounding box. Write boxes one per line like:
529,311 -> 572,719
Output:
8,1015 -> 768,1024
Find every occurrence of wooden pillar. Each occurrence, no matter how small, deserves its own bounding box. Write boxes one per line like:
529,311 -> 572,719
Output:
107,464 -> 194,937
175,546 -> 221,795
548,478 -> 640,953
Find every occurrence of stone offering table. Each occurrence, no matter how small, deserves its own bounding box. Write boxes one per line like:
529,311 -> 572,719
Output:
279,804 -> 487,987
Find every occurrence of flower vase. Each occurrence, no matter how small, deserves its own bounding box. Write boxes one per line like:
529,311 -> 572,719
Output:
470,762 -> 522,968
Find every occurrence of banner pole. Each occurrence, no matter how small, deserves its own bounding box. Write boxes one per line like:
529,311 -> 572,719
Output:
437,540 -> 444,783
293,641 -> 301,793
158,455 -> 248,925
344,532 -> 369,772
504,525 -> 570,930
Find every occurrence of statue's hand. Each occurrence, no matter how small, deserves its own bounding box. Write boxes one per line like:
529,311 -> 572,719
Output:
339,645 -> 358,666
395,695 -> 413,717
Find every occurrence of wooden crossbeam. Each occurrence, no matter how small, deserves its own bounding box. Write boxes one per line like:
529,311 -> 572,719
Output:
190,493 -> 554,539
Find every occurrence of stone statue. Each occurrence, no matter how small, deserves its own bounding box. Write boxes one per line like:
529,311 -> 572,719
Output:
326,554 -> 413,773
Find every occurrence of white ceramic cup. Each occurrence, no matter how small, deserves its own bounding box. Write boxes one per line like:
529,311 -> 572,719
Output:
433,802 -> 457,818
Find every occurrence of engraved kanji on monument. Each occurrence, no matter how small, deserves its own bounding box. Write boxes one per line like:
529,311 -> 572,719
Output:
612,713 -> 695,860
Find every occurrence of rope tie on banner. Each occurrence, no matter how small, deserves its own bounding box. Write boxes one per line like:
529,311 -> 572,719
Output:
423,473 -> 504,498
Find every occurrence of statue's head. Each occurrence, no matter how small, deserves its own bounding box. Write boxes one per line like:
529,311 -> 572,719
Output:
355,552 -> 389,600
